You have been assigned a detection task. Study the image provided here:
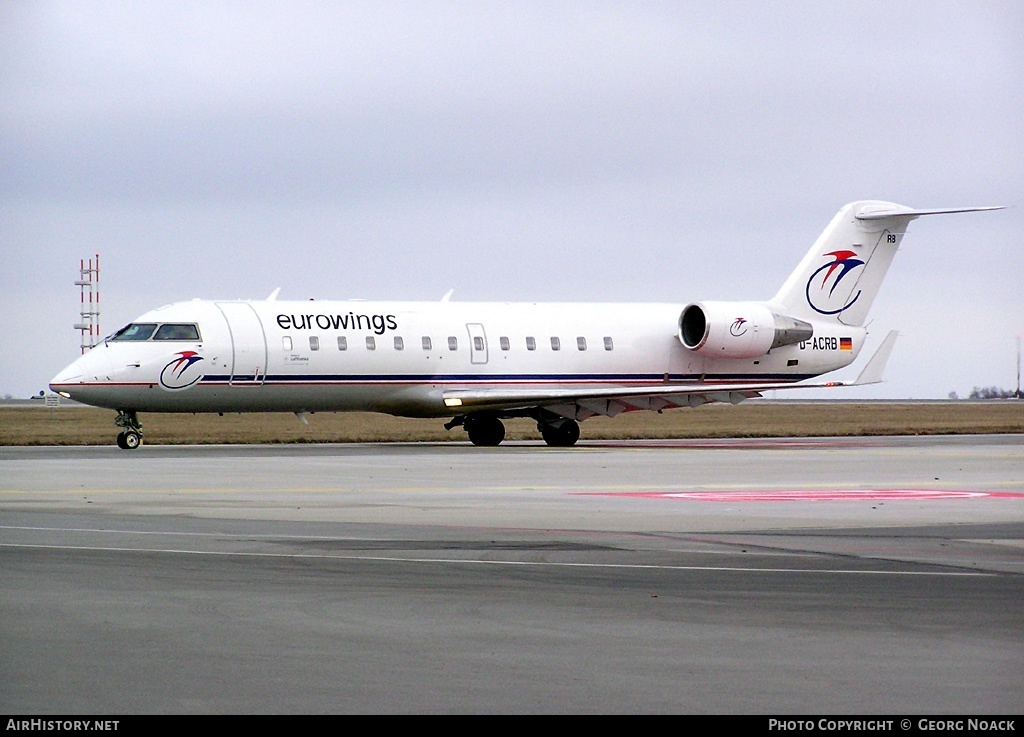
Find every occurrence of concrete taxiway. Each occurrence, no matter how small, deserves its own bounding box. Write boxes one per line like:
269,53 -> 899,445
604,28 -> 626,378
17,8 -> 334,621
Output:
1,435 -> 1022,714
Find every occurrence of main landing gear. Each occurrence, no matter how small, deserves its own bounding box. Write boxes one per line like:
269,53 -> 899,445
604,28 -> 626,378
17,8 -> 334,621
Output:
114,409 -> 143,450
446,412 -> 581,447
462,413 -> 506,447
539,418 -> 580,447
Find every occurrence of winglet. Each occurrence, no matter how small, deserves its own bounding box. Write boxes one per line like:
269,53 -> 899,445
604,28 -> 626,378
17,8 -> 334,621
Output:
267,287 -> 281,301
853,330 -> 899,385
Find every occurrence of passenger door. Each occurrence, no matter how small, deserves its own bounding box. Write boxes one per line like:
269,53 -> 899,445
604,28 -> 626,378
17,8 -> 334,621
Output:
216,302 -> 268,385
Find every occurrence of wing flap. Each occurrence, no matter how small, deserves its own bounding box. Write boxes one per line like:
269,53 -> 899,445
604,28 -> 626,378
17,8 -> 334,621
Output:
442,383 -> 767,415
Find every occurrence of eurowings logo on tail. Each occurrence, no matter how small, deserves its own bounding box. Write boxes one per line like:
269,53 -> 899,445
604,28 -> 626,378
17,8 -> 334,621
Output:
159,351 -> 205,390
805,249 -> 865,315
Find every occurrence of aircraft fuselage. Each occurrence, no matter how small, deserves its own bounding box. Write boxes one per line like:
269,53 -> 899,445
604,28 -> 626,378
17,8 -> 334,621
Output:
51,298 -> 861,417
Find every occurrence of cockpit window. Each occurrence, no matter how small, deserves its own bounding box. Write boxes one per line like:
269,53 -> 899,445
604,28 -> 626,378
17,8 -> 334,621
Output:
153,324 -> 201,341
111,323 -> 158,341
110,323 -> 201,342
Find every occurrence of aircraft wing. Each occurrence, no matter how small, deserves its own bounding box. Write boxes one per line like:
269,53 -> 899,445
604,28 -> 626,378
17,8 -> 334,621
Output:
443,331 -> 899,419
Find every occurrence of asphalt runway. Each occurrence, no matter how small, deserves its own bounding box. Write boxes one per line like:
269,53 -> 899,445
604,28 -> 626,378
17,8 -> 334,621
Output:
2,435 -> 1022,714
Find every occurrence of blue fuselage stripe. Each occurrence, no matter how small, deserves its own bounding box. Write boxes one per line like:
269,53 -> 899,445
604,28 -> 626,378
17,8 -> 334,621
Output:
201,373 -> 815,384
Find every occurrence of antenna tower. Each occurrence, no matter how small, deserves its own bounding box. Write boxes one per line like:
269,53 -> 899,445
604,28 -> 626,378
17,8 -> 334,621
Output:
74,254 -> 100,354
1017,333 -> 1022,399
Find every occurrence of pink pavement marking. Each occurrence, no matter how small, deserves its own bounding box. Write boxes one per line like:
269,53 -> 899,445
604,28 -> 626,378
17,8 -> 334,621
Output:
575,489 -> 1024,501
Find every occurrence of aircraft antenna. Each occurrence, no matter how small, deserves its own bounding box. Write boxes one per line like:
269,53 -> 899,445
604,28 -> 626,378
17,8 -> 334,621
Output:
74,253 -> 100,354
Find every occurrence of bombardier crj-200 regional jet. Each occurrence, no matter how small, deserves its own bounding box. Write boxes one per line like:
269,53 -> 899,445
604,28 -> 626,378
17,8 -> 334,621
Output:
50,201 -> 1000,449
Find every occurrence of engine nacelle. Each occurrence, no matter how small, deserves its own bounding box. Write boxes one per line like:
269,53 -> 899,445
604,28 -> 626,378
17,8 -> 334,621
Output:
679,301 -> 813,359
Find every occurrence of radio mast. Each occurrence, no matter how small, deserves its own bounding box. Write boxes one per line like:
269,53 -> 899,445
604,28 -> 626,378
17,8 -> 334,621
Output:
1017,333 -> 1022,399
74,254 -> 100,354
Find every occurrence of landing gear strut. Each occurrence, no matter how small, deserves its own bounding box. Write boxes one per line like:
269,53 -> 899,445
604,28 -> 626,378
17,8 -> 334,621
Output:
114,410 -> 143,450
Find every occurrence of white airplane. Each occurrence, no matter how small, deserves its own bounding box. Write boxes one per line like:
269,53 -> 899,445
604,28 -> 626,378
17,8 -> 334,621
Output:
50,200 -> 1000,449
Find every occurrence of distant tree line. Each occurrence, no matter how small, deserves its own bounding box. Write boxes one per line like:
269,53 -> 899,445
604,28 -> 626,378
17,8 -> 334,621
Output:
948,387 -> 1023,400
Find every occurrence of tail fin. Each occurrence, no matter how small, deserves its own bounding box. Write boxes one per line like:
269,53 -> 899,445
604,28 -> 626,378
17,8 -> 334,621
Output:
771,201 -> 1002,327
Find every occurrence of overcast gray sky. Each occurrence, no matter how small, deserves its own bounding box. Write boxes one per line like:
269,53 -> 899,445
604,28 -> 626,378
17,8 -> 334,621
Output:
3,1 -> 1021,401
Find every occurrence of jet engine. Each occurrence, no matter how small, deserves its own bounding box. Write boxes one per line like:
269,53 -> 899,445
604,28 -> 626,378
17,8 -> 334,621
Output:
679,301 -> 813,359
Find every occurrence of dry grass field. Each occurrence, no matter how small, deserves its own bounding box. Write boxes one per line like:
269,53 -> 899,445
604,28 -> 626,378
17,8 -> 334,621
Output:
2,401 -> 1022,446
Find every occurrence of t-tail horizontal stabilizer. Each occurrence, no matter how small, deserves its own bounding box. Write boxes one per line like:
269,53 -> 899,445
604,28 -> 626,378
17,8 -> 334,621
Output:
855,205 -> 1004,220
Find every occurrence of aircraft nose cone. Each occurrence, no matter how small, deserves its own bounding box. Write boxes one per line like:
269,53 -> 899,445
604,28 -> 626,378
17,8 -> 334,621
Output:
49,347 -> 110,395
51,360 -> 83,384
49,359 -> 84,395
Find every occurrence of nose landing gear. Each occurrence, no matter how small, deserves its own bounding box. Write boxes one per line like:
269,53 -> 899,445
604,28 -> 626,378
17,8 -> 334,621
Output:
114,410 -> 143,450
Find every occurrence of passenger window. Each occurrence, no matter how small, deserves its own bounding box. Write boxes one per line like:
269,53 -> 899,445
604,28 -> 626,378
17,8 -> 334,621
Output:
366,336 -> 376,350
338,336 -> 348,350
309,336 -> 319,351
550,337 -> 560,351
577,337 -> 587,351
422,336 -> 432,350
526,337 -> 536,351
394,336 -> 404,350
283,336 -> 293,351
473,336 -> 484,351
153,323 -> 200,341
500,337 -> 510,351
448,336 -> 458,351
604,337 -> 614,351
